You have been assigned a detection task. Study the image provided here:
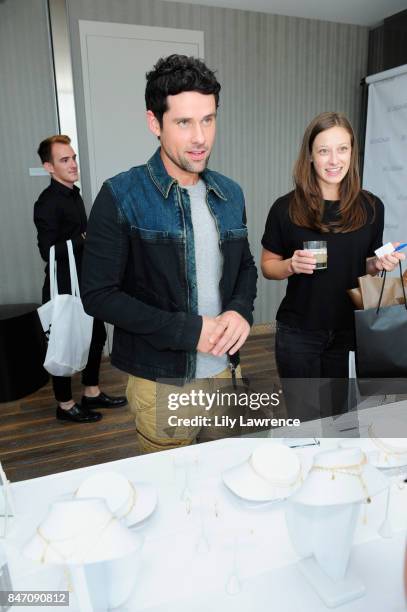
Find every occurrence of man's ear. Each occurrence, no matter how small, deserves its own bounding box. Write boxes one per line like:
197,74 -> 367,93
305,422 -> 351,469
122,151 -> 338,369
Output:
146,110 -> 161,138
43,161 -> 54,175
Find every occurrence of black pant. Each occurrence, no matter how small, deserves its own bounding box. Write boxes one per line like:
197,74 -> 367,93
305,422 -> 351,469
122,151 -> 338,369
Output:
53,319 -> 107,402
275,321 -> 355,422
275,322 -> 354,378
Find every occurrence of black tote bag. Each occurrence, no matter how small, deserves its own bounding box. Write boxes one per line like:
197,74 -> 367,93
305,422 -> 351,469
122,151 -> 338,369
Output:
355,262 -> 407,378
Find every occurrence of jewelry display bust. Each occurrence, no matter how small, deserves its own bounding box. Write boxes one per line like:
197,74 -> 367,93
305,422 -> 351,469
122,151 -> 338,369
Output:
75,471 -> 157,526
285,448 -> 389,608
24,498 -> 140,564
23,499 -> 143,611
222,443 -> 308,502
290,447 -> 388,506
341,417 -> 407,469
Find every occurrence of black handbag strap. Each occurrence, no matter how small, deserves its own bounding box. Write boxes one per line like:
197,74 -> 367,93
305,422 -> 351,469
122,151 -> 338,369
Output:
376,260 -> 407,313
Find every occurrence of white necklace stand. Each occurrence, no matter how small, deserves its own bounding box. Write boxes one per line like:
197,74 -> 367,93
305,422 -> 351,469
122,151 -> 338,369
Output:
23,499 -> 142,612
286,447 -> 388,608
289,502 -> 365,608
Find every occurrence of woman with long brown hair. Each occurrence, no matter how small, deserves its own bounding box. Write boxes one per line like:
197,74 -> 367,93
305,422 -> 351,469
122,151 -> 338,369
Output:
261,112 -> 404,392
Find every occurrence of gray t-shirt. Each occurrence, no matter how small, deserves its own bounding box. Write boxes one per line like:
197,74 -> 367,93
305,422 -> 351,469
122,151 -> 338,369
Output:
184,180 -> 228,378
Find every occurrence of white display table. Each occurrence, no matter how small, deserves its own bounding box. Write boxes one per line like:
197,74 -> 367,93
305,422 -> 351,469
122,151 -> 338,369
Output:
3,434 -> 407,611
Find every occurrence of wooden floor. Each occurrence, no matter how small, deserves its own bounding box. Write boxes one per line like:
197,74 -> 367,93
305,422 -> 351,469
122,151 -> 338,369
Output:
1,326 -> 276,482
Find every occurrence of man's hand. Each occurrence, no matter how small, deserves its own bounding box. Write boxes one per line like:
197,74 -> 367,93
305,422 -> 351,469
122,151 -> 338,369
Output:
197,315 -> 227,353
209,310 -> 250,356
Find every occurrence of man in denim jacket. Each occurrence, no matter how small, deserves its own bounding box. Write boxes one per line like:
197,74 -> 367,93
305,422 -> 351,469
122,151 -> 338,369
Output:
82,55 -> 257,452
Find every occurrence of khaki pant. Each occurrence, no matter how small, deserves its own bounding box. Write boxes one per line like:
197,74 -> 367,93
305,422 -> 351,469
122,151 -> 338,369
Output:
127,366 -> 241,454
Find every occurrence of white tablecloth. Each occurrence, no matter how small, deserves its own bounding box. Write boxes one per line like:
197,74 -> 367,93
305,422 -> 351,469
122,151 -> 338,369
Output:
3,436 -> 407,611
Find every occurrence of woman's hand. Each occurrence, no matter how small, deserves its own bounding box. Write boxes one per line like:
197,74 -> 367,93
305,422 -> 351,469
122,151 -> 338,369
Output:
290,250 -> 317,275
375,242 -> 406,272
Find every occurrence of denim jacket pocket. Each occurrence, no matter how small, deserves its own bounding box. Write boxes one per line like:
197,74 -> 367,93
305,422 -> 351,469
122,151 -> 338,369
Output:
130,226 -> 184,243
224,228 -> 248,241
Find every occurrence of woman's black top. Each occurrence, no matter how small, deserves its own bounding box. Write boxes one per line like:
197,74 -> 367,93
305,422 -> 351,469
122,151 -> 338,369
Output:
261,191 -> 384,330
34,179 -> 87,302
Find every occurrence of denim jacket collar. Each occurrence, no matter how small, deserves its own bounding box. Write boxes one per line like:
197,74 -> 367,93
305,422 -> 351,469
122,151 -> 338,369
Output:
201,168 -> 227,201
147,147 -> 227,201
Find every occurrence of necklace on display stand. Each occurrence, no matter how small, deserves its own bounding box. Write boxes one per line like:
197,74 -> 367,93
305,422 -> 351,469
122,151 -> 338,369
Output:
24,499 -> 143,612
368,425 -> 407,466
36,515 -> 116,564
367,426 -> 407,539
35,514 -> 117,612
222,443 -> 307,504
248,454 -> 304,490
311,453 -> 372,505
119,483 -> 137,519
285,447 -> 389,607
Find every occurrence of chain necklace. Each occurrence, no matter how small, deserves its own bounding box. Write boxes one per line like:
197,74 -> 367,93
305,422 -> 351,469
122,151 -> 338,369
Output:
368,425 -> 407,464
74,479 -> 137,520
36,515 -> 116,564
249,454 -> 303,488
119,482 -> 137,519
311,453 -> 371,504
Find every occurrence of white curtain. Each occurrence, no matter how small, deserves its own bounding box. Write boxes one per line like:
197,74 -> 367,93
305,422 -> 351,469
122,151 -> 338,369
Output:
363,65 -> 407,245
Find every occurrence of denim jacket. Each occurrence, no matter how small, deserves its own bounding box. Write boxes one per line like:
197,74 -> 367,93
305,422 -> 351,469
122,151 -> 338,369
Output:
82,148 -> 257,382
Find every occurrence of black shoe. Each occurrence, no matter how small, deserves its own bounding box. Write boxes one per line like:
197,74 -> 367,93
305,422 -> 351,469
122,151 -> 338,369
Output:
56,403 -> 103,423
81,391 -> 127,410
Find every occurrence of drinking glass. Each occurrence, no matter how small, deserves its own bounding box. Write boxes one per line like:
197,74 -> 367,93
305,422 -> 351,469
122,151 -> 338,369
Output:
303,240 -> 327,270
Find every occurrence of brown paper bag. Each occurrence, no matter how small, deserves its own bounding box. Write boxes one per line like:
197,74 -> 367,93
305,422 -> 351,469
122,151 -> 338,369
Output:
359,274 -> 407,309
348,269 -> 407,310
347,287 -> 363,309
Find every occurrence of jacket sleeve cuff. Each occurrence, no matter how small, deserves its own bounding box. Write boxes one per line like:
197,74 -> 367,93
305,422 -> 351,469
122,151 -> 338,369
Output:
174,314 -> 203,351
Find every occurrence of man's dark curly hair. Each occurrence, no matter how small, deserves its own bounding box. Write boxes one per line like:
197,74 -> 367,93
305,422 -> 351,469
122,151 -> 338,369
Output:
145,54 -> 221,126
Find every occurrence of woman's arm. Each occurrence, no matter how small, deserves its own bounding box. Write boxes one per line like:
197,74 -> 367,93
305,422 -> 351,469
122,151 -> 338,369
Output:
261,248 -> 316,280
261,249 -> 293,280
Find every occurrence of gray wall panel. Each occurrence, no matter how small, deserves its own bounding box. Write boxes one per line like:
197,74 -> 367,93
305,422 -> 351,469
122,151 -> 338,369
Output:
67,0 -> 369,324
0,0 -> 58,304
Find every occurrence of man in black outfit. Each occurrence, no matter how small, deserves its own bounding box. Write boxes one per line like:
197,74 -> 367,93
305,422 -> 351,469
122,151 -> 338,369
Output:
34,135 -> 127,423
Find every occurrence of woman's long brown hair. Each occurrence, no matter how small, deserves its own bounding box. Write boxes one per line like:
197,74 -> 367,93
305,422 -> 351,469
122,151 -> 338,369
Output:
290,112 -> 374,233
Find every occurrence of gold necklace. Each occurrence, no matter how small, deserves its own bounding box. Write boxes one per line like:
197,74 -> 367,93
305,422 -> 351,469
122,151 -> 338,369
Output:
119,482 -> 137,519
249,455 -> 303,488
74,480 -> 137,520
36,515 -> 116,564
368,425 -> 407,464
311,454 -> 371,503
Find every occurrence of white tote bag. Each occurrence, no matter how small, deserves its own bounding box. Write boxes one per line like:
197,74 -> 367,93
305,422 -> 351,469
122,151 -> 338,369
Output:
37,240 -> 93,377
